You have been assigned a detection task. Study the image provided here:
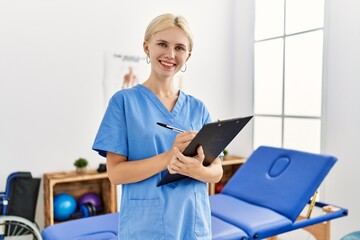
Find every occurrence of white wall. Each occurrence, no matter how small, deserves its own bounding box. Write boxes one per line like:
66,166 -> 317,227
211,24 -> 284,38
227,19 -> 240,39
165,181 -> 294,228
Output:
230,0 -> 255,157
322,0 -> 360,238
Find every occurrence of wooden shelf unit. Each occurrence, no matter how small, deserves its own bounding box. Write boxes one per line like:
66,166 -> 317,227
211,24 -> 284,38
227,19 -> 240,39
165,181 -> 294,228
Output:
43,169 -> 117,227
209,155 -> 246,195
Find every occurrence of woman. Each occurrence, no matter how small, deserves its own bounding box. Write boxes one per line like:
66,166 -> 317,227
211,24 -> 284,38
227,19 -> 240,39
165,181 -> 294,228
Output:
93,13 -> 223,239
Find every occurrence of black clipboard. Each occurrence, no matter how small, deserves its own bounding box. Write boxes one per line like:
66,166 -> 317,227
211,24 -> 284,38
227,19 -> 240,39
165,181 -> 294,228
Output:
157,115 -> 253,187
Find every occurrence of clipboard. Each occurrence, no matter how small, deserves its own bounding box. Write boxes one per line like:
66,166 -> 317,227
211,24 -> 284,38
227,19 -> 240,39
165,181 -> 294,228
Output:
157,115 -> 253,187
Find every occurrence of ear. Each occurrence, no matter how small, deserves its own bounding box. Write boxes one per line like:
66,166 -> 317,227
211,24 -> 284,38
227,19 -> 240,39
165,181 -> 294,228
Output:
186,52 -> 192,62
143,42 -> 149,56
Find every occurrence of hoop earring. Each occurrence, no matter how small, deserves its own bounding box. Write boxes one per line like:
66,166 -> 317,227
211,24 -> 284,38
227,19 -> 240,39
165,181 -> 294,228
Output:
146,56 -> 150,64
180,63 -> 187,72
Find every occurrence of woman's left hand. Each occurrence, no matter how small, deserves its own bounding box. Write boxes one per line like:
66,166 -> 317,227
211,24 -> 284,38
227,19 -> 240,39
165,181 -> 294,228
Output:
167,146 -> 205,178
167,145 -> 223,183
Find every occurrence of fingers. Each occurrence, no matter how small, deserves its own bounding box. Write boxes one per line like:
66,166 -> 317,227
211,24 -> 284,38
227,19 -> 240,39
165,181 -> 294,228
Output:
168,147 -> 205,176
172,131 -> 197,152
196,146 -> 205,162
167,155 -> 181,174
167,148 -> 185,174
175,131 -> 196,142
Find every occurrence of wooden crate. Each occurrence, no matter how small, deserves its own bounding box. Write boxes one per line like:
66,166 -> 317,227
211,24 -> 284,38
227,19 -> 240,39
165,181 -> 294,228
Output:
43,169 -> 117,226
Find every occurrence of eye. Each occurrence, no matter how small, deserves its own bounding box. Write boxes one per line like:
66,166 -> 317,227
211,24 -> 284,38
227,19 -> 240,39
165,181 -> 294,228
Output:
158,42 -> 167,48
175,46 -> 185,52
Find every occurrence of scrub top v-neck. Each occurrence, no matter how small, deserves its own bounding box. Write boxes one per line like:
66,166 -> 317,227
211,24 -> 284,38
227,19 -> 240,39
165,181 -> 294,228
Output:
93,84 -> 212,239
138,83 -> 185,122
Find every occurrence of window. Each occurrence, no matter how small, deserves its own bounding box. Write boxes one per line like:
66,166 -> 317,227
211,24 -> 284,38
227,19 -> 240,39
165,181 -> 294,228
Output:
254,0 -> 325,153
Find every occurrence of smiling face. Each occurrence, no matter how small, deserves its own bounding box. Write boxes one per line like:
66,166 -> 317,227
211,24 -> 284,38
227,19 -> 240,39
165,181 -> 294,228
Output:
144,26 -> 191,79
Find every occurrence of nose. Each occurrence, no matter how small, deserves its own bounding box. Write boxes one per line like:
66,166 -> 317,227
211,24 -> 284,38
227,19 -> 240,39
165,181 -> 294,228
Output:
164,48 -> 175,59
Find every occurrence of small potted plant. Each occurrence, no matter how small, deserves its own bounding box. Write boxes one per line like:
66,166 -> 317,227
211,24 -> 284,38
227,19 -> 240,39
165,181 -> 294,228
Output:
223,149 -> 228,157
222,149 -> 229,160
74,158 -> 88,173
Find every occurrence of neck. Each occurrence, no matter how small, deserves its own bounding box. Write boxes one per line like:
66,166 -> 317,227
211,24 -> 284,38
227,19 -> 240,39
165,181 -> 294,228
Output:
142,77 -> 178,98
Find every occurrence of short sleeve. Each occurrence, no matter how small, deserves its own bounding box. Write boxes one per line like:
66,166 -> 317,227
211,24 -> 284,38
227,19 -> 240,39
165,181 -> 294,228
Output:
92,93 -> 128,158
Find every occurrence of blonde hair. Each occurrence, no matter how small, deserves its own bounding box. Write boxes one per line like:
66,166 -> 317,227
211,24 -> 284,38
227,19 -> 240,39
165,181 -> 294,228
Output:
144,13 -> 193,52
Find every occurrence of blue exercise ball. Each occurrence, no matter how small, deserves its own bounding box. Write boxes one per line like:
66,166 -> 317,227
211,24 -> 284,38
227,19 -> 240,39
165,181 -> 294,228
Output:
53,193 -> 77,221
341,231 -> 360,240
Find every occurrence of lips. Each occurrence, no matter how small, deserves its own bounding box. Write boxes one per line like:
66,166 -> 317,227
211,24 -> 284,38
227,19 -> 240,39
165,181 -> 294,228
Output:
160,60 -> 176,68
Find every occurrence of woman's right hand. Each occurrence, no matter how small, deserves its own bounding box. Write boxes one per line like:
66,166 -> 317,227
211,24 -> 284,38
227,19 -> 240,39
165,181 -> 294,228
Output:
171,131 -> 197,153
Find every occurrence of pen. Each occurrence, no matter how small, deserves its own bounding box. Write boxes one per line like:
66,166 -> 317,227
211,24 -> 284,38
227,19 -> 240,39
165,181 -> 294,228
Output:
156,122 -> 185,133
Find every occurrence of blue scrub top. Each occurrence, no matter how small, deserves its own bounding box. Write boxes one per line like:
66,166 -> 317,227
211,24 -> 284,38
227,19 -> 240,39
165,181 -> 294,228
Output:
93,84 -> 212,239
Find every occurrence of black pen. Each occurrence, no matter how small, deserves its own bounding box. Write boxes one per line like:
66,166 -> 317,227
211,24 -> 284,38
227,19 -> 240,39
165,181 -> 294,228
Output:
156,122 -> 185,133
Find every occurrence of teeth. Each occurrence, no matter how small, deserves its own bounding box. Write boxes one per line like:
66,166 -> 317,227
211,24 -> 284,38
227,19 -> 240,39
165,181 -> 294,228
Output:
161,61 -> 174,67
